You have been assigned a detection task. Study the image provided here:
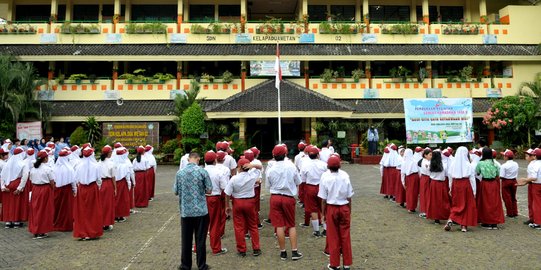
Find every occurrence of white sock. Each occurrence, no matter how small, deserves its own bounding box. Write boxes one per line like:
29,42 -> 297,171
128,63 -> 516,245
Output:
311,219 -> 319,232
322,223 -> 327,230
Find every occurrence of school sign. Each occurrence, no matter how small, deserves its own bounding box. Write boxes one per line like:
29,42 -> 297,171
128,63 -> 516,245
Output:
403,98 -> 473,144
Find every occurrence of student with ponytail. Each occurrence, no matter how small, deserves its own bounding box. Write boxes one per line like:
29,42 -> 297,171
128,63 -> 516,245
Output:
132,146 -> 149,208
28,150 -> 55,239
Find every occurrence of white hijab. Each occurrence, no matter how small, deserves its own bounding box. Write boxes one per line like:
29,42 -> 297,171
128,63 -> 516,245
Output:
75,155 -> 100,185
401,149 -> 419,175
0,150 -> 25,185
449,146 -> 473,179
384,149 -> 400,167
55,155 -> 76,187
25,153 -> 36,171
144,147 -> 157,170
379,150 -> 389,166
115,149 -> 133,180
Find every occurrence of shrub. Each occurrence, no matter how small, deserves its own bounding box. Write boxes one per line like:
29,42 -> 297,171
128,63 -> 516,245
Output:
181,103 -> 205,136
70,126 -> 86,146
173,148 -> 183,163
161,138 -> 180,154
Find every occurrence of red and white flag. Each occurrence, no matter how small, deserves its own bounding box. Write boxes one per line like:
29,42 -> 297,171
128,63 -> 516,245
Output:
274,43 -> 282,90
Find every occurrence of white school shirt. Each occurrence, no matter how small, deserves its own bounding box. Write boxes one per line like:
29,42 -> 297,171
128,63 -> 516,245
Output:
429,170 -> 446,181
205,164 -> 228,196
300,158 -> 328,186
266,160 -> 301,197
0,160 -> 5,178
528,160 -> 541,184
216,163 -> 231,180
419,159 -> 430,176
99,158 -> 116,179
223,154 -> 237,171
319,148 -> 332,163
179,154 -> 189,170
499,160 -> 519,179
318,170 -> 354,205
251,159 -> 263,187
224,169 -> 259,198
30,165 -> 55,185
294,152 -> 305,171
132,158 -> 149,171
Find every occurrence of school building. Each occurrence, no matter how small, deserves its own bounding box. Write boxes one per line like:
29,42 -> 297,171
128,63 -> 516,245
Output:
0,0 -> 540,155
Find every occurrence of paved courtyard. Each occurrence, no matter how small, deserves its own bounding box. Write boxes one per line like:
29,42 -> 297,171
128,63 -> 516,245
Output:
1,161 -> 540,270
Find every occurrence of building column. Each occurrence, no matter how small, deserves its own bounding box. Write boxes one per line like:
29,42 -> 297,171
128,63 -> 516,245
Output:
112,61 -> 119,89
303,118 -> 311,144
183,0 -> 189,22
241,61 -> 247,91
177,61 -> 182,90
240,0 -> 247,32
125,0 -> 131,21
362,0 -> 369,31
65,0 -> 72,21
410,0 -> 417,23
365,61 -> 371,88
487,126 -> 494,146
6,0 -> 13,21
479,0 -> 487,23
310,117 -> 317,144
50,0 -> 58,21
239,118 -> 246,141
355,0 -> 361,22
113,0 -> 120,33
48,61 -> 55,82
422,0 -> 429,24
464,0 -> 472,22
426,61 -> 433,88
177,0 -> 183,32
304,61 -> 309,89
483,61 -> 491,77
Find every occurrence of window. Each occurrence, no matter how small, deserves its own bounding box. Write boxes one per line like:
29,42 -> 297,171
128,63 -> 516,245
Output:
189,5 -> 215,22
15,5 -> 51,21
369,5 -> 410,22
440,6 -> 464,23
218,5 -> 240,21
132,5 -> 176,22
73,5 -> 99,21
57,5 -> 66,21
330,5 -> 355,21
101,5 -> 126,17
308,5 -> 327,22
416,6 -> 437,23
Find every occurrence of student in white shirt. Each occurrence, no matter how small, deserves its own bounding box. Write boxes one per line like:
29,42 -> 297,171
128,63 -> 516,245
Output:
318,154 -> 353,270
1,147 -> 30,228
28,150 -> 55,239
319,140 -> 332,163
245,148 -> 264,229
144,145 -> 157,201
217,141 -> 237,176
401,148 -> 420,213
522,148 -> 536,225
99,146 -> 116,230
114,147 -> 133,222
204,151 -> 228,255
426,151 -> 450,224
418,148 -> 432,218
499,149 -> 519,218
53,149 -> 77,232
300,145 -> 328,237
517,148 -> 541,229
295,142 -> 307,208
133,146 -> 150,208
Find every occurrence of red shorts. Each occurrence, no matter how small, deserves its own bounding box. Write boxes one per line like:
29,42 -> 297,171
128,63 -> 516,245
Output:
304,184 -> 321,214
270,194 -> 296,228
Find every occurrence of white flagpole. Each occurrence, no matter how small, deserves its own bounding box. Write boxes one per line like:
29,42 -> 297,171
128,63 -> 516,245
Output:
275,42 -> 282,144
278,80 -> 282,144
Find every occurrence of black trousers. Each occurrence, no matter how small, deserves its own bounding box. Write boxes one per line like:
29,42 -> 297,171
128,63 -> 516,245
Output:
180,214 -> 210,270
368,141 -> 378,155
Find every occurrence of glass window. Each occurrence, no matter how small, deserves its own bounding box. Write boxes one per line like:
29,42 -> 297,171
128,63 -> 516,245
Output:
132,5 -> 176,22
308,5 -> 327,22
102,5 -> 126,17
416,6 -> 437,23
218,5 -> 240,21
369,5 -> 410,22
15,5 -> 51,21
73,5 -> 99,21
189,5 -> 215,22
330,5 -> 355,21
57,5 -> 66,21
440,6 -> 464,23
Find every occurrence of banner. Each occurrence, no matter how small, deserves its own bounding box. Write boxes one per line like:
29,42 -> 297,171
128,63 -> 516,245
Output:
102,122 -> 159,149
404,98 -> 473,144
16,122 -> 42,140
250,61 -> 300,77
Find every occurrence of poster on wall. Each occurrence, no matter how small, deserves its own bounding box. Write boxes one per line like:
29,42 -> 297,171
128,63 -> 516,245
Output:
102,122 -> 159,149
403,98 -> 473,144
250,61 -> 300,77
16,122 -> 42,140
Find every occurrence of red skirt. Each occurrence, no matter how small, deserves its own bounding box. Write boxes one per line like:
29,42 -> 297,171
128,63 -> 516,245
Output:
100,178 -> 116,227
73,182 -> 103,239
29,184 -> 54,234
386,167 -> 398,197
394,169 -> 406,204
130,181 -> 135,208
54,184 -> 74,231
1,178 -> 28,222
477,179 -> 505,224
115,179 -> 131,218
146,168 -> 156,200
135,171 -> 149,208
426,180 -> 450,220
532,184 -> 541,225
405,173 -> 420,211
379,168 -> 387,195
419,175 -> 431,213
449,178 -> 478,227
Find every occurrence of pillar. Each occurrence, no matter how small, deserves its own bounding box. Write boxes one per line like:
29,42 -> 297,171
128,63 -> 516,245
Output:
410,0 -> 417,23
65,0 -> 72,21
464,0 -> 472,22
50,0 -> 58,21
483,61 -> 490,77
214,4 -> 219,21
304,61 -> 309,89
303,118 -> 311,144
183,0 -> 189,22
355,0 -> 361,22
310,117 -> 317,144
302,0 -> 308,19
365,61 -> 371,88
48,61 -> 55,81
6,0 -> 13,21
113,0 -> 120,33
177,0 -> 183,32
177,61 -> 182,90
479,0 -> 487,23
487,126 -> 494,146
422,0 -> 429,24
125,0 -> 131,21
112,61 -> 119,89
240,0 -> 247,32
426,61 -> 433,88
239,118 -> 246,141
241,61 -> 247,91
362,0 -> 369,31
98,3 -> 103,22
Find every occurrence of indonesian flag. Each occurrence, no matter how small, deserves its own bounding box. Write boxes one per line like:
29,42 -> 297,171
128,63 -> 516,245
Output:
274,43 -> 282,90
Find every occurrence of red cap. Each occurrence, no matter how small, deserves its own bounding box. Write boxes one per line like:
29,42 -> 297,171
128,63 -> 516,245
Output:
535,148 -> 541,157
116,148 -> 127,155
272,145 -> 287,157
424,147 -> 432,152
384,147 -> 390,154
102,145 -> 112,155
37,150 -> 48,159
70,145 -> 79,152
492,149 -> 498,158
250,147 -> 260,157
308,146 -> 320,155
47,142 -> 55,149
237,158 -> 250,169
442,149 -> 451,157
114,142 -> 123,148
0,148 -> 4,154
136,146 -> 145,154
59,149 -> 70,157
216,151 -> 226,162
243,150 -> 254,162
298,142 -> 306,151
26,148 -> 35,156
82,147 -> 94,157
204,151 -> 217,163
82,143 -> 91,149
446,147 -> 454,155
470,149 -> 481,156
145,145 -> 152,152
327,154 -> 341,168
390,144 -> 398,151
415,146 -> 423,153
13,147 -> 24,155
524,148 -> 535,155
500,149 -> 514,158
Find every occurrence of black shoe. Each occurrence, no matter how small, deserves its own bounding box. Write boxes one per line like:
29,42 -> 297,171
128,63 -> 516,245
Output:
408,210 -> 416,213
280,251 -> 287,261
323,251 -> 330,257
327,264 -> 340,270
299,222 -> 310,228
263,219 -> 272,224
291,250 -> 303,260
257,223 -> 263,230
149,197 -> 154,201
244,233 -> 250,239
313,231 -> 322,238
253,249 -> 262,257
434,220 -> 441,224
238,252 -> 246,257
399,203 -> 405,208
213,248 -> 228,256
343,266 -> 351,270
384,195 -> 389,199
481,224 -> 491,230
524,219 -> 533,225
5,222 -> 13,229
116,217 -> 127,223
444,221 -> 452,231
321,230 -> 326,237
13,222 -> 23,228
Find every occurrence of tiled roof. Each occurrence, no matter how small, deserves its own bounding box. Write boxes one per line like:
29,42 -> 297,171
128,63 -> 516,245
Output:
1,44 -> 538,56
340,98 -> 494,114
204,80 -> 354,112
50,100 -> 176,116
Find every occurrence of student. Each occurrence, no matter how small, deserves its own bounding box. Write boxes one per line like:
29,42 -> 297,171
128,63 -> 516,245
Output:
445,146 -> 477,232
499,149 -> 519,218
295,142 -> 307,208
517,148 -> 541,229
401,149 -> 420,213
133,146 -> 149,208
379,147 -> 391,199
28,150 -> 55,239
114,147 -> 133,222
0,148 -> 8,207
426,151 -> 450,224
300,145 -> 328,237
217,141 -> 237,176
144,145 -> 157,201
1,147 -> 29,228
385,144 -> 400,202
73,147 -> 103,240
250,147 -> 264,229
319,140 -> 332,163
99,146 -> 116,230
395,147 -> 406,208
204,151 -> 229,255
216,150 -> 231,236
476,147 -> 505,229
225,158 -> 262,257
318,154 -> 354,270
523,148 -> 536,225
53,149 -> 77,232
418,148 -> 432,218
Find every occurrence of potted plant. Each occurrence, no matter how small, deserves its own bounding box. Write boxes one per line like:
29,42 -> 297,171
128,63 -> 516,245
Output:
351,69 -> 364,82
459,65 -> 474,82
68,74 -> 88,84
334,66 -> 346,82
201,73 -> 215,83
222,70 -> 233,84
320,69 -> 333,83
56,73 -> 65,85
88,74 -> 97,84
119,73 -> 135,83
190,24 -> 207,34
153,72 -> 175,83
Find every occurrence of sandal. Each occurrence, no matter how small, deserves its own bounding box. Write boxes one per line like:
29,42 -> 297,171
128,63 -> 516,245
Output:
461,226 -> 467,232
444,220 -> 452,231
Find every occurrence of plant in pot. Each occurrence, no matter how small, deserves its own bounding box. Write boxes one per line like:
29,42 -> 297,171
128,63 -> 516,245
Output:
119,73 -> 136,83
459,65 -> 474,82
153,73 -> 175,83
68,74 -> 88,84
201,73 -> 215,83
190,24 -> 207,34
88,74 -> 97,84
351,69 -> 365,82
89,24 -> 100,33
56,73 -> 65,85
334,66 -> 346,82
321,69 -> 334,83
221,70 -> 234,84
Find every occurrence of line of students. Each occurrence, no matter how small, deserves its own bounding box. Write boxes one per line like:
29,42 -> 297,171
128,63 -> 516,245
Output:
380,144 -> 540,232
0,141 -> 157,240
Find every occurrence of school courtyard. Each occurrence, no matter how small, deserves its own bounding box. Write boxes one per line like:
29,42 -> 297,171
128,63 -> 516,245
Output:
0,161 -> 539,270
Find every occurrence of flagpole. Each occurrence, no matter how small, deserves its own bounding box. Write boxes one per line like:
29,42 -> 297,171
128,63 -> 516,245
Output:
278,78 -> 282,144
275,42 -> 282,144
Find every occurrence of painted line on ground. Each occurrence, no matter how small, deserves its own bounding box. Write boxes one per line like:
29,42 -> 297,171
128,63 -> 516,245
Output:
122,213 -> 176,270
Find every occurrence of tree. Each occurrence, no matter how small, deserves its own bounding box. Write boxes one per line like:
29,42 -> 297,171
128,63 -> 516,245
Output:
180,102 -> 205,153
482,96 -> 537,147
83,116 -> 102,146
174,79 -> 200,131
517,72 -> 541,97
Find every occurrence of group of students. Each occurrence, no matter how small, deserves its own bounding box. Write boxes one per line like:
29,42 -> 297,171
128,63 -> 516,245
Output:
178,140 -> 354,270
0,139 -> 157,240
380,143 -> 541,232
